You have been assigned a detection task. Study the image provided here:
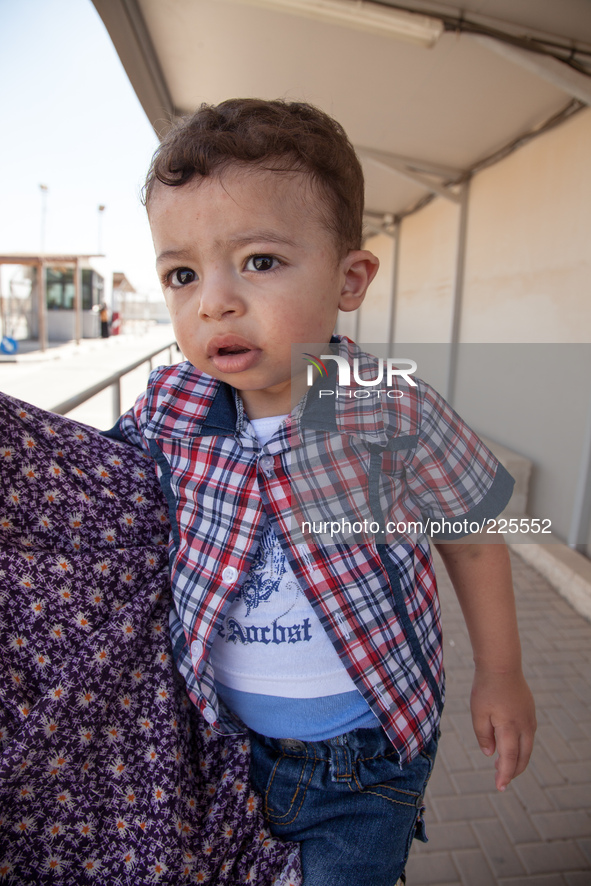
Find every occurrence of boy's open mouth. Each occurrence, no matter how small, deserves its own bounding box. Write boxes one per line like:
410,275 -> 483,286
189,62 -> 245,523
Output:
218,345 -> 250,355
207,335 -> 262,374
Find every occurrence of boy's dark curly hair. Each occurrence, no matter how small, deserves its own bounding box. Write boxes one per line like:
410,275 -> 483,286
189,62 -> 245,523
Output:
143,98 -> 364,255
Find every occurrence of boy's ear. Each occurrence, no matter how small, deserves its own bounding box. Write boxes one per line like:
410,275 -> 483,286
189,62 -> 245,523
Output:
338,250 -> 380,313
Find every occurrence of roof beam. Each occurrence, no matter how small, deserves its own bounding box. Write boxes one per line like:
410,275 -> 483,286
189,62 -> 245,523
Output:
470,34 -> 591,107
92,0 -> 176,136
356,146 -> 462,179
358,146 -> 462,203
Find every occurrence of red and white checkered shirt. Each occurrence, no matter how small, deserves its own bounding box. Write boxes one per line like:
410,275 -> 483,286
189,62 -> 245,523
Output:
116,337 -> 513,764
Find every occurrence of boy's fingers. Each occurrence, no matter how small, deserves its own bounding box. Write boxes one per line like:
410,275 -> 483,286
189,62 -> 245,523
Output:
495,707 -> 537,790
473,714 -> 496,757
494,726 -> 521,791
514,728 -> 535,779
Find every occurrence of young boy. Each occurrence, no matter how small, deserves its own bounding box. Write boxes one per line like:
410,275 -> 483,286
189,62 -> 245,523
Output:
112,99 -> 536,886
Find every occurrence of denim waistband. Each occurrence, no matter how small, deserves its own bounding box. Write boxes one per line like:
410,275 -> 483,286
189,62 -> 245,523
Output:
250,723 -> 400,765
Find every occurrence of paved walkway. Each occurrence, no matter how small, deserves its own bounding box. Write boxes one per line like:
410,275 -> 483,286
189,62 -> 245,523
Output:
407,551 -> 591,885
1,331 -> 590,884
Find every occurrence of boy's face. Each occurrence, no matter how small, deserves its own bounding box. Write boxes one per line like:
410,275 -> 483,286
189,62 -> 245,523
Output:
149,167 -> 378,418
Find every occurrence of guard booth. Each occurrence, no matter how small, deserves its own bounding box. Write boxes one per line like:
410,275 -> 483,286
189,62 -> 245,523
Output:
0,253 -> 104,350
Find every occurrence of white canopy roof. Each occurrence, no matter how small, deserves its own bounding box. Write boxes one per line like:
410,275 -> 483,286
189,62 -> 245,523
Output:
92,0 -> 591,225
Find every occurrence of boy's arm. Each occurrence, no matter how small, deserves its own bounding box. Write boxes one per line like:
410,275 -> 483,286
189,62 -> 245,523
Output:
434,538 -> 536,791
102,395 -> 151,454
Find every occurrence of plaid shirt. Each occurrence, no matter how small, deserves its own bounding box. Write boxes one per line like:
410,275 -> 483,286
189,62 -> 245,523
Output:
117,337 -> 514,764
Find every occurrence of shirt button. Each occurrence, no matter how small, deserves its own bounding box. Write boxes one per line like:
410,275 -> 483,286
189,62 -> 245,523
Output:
222,566 -> 238,584
190,639 -> 203,663
259,455 -> 275,477
202,705 -> 217,724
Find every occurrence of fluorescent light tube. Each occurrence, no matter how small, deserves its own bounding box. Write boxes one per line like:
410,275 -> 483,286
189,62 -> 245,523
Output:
225,0 -> 444,46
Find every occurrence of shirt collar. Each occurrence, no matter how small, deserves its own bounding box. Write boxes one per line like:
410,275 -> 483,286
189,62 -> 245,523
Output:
142,363 -> 238,440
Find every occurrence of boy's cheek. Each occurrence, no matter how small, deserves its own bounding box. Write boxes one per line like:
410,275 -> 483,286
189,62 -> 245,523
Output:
163,313 -> 196,360
165,299 -> 191,333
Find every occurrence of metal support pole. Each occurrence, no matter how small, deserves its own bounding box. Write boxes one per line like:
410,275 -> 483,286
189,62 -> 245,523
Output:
112,378 -> 122,425
37,261 -> 47,353
568,388 -> 591,553
445,179 -> 471,405
74,259 -> 82,345
387,220 -> 401,347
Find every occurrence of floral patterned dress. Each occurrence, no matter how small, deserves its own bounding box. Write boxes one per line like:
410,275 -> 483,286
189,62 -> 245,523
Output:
0,393 -> 301,885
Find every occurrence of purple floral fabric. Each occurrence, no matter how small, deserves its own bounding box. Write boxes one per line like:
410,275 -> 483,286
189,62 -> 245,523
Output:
0,393 -> 301,885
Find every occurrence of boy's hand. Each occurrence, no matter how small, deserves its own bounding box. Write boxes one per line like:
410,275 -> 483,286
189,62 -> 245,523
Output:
470,667 -> 536,791
435,538 -> 537,791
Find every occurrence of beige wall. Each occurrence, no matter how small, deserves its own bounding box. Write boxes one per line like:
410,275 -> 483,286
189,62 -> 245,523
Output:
394,198 -> 459,344
461,109 -> 591,344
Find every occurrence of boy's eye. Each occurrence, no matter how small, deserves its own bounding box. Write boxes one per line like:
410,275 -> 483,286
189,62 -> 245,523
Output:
170,268 -> 196,286
245,255 -> 278,272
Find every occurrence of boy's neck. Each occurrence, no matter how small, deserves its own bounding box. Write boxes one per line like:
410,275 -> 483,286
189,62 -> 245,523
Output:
239,386 -> 293,420
238,366 -> 311,419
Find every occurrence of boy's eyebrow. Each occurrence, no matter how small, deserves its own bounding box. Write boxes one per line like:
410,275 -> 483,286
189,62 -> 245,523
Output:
156,248 -> 194,266
156,232 -> 298,266
225,231 -> 298,249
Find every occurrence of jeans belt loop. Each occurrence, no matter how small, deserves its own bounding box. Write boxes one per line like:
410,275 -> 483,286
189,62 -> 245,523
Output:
329,734 -> 353,783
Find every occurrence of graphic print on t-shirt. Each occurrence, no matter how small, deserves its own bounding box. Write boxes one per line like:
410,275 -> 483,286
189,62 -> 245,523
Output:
218,524 -> 312,646
210,520 -> 360,699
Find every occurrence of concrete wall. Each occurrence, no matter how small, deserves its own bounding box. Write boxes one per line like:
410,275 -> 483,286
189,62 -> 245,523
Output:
336,107 -> 591,555
393,198 -> 459,344
461,109 -> 591,344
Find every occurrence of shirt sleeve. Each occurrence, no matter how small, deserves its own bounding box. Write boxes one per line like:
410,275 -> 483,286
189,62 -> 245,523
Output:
404,381 -> 515,539
101,390 -> 151,455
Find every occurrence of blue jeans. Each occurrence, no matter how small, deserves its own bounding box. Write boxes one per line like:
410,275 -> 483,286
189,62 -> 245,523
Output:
248,725 -> 437,886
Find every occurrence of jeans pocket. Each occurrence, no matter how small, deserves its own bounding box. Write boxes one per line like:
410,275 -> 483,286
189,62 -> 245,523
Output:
355,748 -> 430,806
250,740 -> 316,826
354,739 -> 437,865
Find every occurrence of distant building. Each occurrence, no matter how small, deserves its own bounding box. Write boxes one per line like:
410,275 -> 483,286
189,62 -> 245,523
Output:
0,253 -> 105,347
112,271 -> 136,302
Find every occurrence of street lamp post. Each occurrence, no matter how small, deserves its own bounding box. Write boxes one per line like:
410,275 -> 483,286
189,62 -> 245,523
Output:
39,184 -> 49,255
97,204 -> 106,254
38,184 -> 49,352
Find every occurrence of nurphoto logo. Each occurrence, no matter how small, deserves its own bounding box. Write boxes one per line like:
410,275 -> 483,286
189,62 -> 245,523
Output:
303,353 -> 418,399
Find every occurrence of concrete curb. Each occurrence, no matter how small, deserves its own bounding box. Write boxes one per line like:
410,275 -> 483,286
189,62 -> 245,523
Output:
511,541 -> 591,623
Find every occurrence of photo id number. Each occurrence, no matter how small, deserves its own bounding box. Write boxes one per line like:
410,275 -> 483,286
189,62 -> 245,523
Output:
485,517 -> 552,534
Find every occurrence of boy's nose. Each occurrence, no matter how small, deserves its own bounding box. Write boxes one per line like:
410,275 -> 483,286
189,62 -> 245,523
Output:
197,273 -> 244,321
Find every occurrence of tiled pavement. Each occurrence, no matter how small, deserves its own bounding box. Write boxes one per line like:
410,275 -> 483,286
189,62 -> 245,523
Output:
406,550 -> 591,885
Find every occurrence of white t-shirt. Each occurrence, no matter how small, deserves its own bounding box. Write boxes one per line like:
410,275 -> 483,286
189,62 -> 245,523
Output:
210,414 -> 378,738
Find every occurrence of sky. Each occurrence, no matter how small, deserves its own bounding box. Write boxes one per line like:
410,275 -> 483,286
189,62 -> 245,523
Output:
0,0 -> 161,295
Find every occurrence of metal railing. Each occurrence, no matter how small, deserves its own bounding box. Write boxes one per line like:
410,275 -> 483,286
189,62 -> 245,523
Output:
52,342 -> 177,424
